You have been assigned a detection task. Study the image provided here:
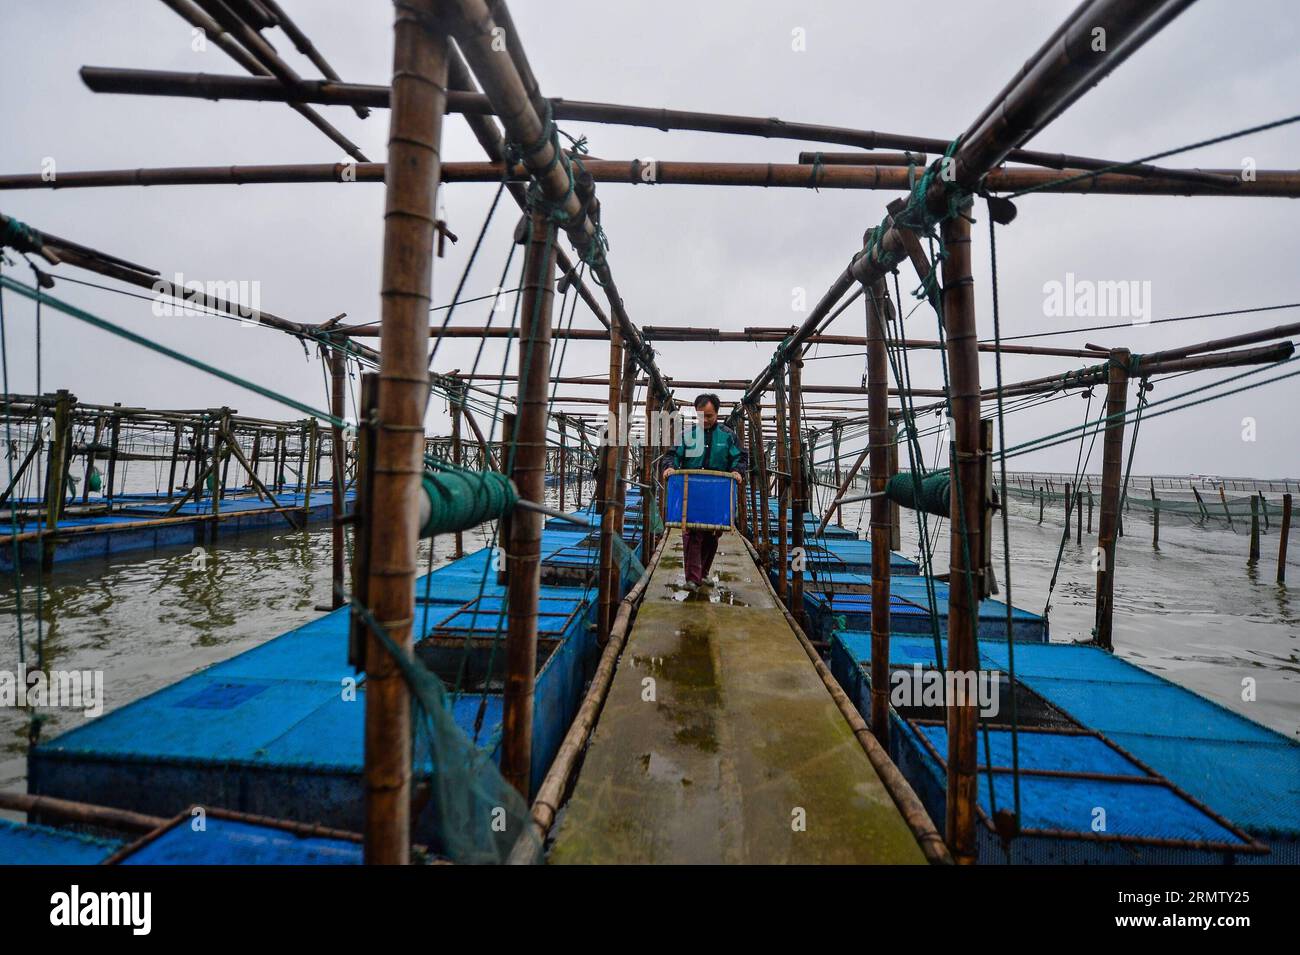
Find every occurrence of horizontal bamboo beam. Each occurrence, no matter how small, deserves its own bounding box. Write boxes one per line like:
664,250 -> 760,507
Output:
78,66 -> 1234,187
7,159 -> 1292,196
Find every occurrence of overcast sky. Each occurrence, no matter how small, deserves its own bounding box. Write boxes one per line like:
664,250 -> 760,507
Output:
1,0 -> 1297,478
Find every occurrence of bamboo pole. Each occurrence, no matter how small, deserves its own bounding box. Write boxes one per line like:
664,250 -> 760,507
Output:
17,154 -> 1282,195
789,356 -> 806,626
597,330 -> 623,642
76,66 -> 1239,188
362,2 -> 449,866
774,368 -> 790,601
644,389 -> 660,557
1279,494 -> 1292,583
443,1 -> 671,406
502,206 -> 559,798
0,791 -> 167,834
1248,495 -> 1261,565
0,438 -> 42,508
156,0 -> 369,161
80,415 -> 102,504
747,402 -> 772,568
41,390 -> 73,568
451,393 -> 464,559
940,212 -> 981,866
615,347 -> 634,537
866,279 -> 892,747
330,349 -> 346,609
1151,479 -> 1160,550
1095,350 -> 1131,653
557,418 -> 567,514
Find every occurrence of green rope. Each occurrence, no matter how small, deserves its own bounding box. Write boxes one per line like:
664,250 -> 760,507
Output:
0,275 -> 348,429
1005,112 -> 1300,200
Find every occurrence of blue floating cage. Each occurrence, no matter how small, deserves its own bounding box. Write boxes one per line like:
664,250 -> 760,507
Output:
665,469 -> 735,531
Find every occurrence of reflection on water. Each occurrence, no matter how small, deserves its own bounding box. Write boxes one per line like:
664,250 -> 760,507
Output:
0,520 -> 495,795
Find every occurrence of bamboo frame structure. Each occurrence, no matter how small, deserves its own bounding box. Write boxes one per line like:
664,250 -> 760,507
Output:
361,1 -> 449,866
502,206 -> 559,796
0,0 -> 1294,871
866,280 -> 892,747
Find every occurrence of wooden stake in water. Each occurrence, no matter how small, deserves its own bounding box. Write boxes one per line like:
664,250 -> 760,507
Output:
1095,349 -> 1131,653
1279,493 -> 1292,583
1248,495 -> 1260,564
1150,479 -> 1160,550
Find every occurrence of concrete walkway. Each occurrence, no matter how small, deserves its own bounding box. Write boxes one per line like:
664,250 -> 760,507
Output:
548,529 -> 927,864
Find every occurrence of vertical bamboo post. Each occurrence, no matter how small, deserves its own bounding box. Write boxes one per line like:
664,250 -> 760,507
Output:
451,392 -> 464,559
220,421 -> 234,501
1260,491 -> 1270,531
362,3 -> 449,866
294,420 -> 308,494
557,418 -> 567,515
41,389 -> 73,569
832,422 -> 844,527
81,416 -> 102,504
1076,476 -> 1083,545
1094,349 -> 1130,653
497,412 -> 515,588
774,366 -> 790,602
597,331 -> 624,643
940,212 -> 981,865
1064,481 -> 1072,532
643,389 -> 657,563
303,418 -> 318,513
105,404 -> 122,508
167,423 -> 182,502
789,357 -> 806,625
273,427 -> 284,492
1248,495 -> 1260,565
1219,486 -> 1234,530
1087,480 -> 1094,533
888,423 -> 901,550
1038,485 -> 1044,523
615,348 -> 634,537
866,278 -> 892,746
503,206 -> 558,798
330,348 -> 347,609
748,402 -> 772,568
1278,493 -> 1292,583
1150,479 -> 1159,550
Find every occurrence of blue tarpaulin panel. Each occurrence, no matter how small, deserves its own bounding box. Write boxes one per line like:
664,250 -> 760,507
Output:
115,817 -> 360,865
0,819 -> 122,865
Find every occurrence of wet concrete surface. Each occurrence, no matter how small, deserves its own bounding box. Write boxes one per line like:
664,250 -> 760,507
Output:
548,530 -> 927,864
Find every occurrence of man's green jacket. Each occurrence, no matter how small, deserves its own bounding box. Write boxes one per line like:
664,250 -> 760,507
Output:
664,423 -> 748,475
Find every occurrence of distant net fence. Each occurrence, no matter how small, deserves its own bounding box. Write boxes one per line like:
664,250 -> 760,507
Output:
1000,476 -> 1291,536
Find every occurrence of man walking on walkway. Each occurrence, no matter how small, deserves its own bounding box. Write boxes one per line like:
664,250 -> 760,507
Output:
663,393 -> 748,586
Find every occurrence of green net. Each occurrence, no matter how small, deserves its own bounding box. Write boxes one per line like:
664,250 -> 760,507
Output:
885,470 -> 951,518
349,596 -> 540,865
419,466 -> 517,538
999,483 -> 1282,534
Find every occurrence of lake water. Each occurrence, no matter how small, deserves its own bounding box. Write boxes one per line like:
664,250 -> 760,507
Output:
2,481 -> 1296,810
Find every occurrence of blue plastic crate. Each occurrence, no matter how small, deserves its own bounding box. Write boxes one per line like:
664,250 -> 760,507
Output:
665,470 -> 735,531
